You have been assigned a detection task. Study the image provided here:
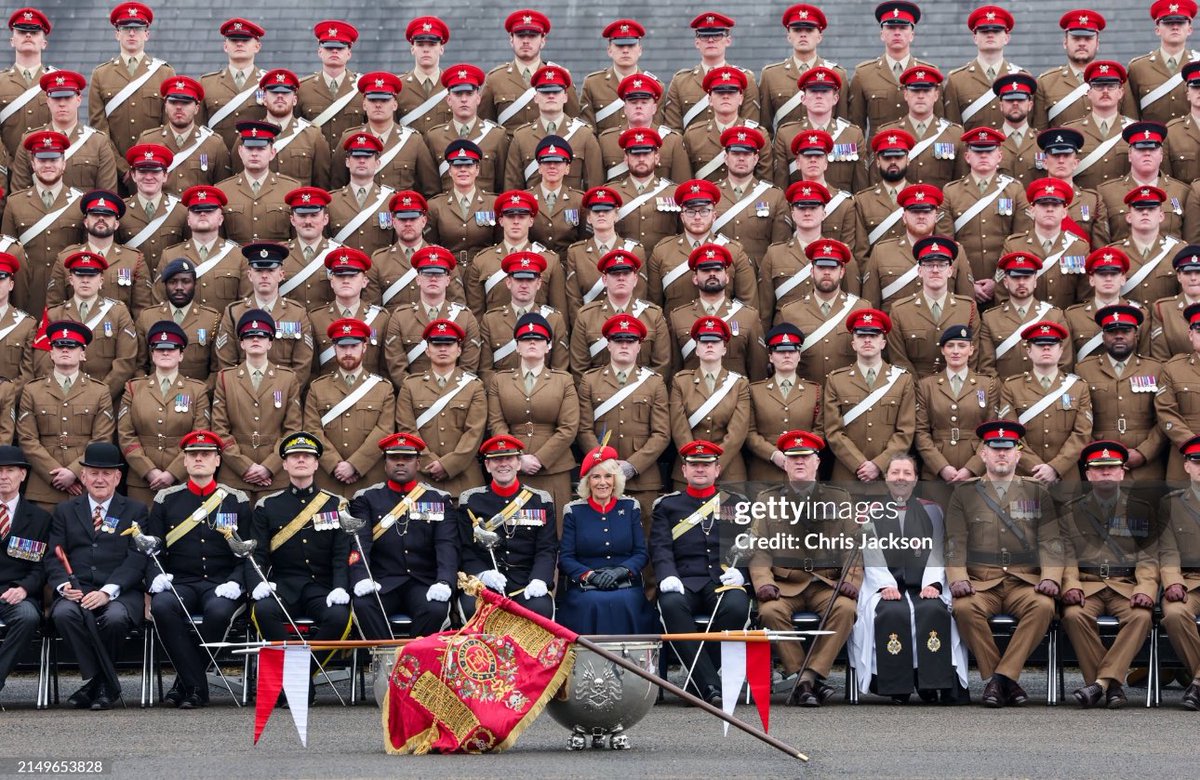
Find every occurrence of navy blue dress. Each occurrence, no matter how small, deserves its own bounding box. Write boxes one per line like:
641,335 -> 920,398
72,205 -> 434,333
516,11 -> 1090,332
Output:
557,496 -> 655,634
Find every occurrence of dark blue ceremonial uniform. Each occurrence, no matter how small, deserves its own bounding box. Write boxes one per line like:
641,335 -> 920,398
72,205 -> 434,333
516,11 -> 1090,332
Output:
251,485 -> 351,642
0,496 -> 51,693
349,479 -> 459,638
146,480 -> 251,697
458,480 -> 558,619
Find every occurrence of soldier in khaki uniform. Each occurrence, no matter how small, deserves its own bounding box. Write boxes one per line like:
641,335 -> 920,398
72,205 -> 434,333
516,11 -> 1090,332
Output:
0,252 -> 34,386
886,238 -> 981,379
486,311 -> 579,515
568,248 -> 669,380
681,73 -> 772,185
744,323 -> 822,482
135,75 -> 231,195
861,187 -> 974,310
327,132 -> 394,257
1097,122 -> 1196,245
523,137 -> 585,256
979,252 -> 1072,379
214,243 -> 313,387
394,318 -> 487,497
579,19 -> 651,134
1032,11 -> 1107,130
16,321 -> 114,510
610,128 -> 681,253
118,143 -> 186,274
1,129 -> 83,315
997,321 -> 1094,481
210,310 -> 303,500
425,139 -> 497,267
380,245 -> 477,382
277,186 -> 337,311
854,130 -> 952,255
87,4 -> 174,169
394,17 -> 452,138
197,18 -> 266,148
646,180 -> 758,315
363,190 -> 453,309
480,10 -> 581,132
425,64 -> 507,194
504,67 -> 601,193
0,7 -> 52,157
874,66 -> 965,191
772,67 -> 866,195
1164,61 -> 1200,182
116,320 -> 209,506
154,185 -> 246,314
1105,185 -> 1184,308
47,193 -> 155,318
330,72 -> 437,197
667,315 -> 750,486
667,243 -> 767,381
1059,441 -> 1159,708
999,177 -> 1090,310
308,247 -> 389,380
944,420 -> 1064,708
1127,0 -> 1200,126
563,186 -> 648,316
597,75 -> 690,185
1149,244 -> 1200,360
774,248 -> 871,385
712,129 -> 789,265
10,70 -> 118,193
1068,248 -> 1150,363
662,13 -> 761,132
464,190 -> 567,317
248,69 -> 330,190
296,21 -> 364,149
1063,61 -> 1135,191
846,1 -> 938,136
303,318 -> 395,498
1036,128 -> 1110,249
759,5 -> 846,131
476,251 -> 566,383
32,252 -> 138,401
941,6 -> 1027,132
914,325 -> 1000,481
576,312 -> 670,518
1158,434 -> 1200,710
1153,302 -> 1200,478
995,75 -> 1043,187
943,126 -> 1032,299
1074,305 -> 1166,480
823,307 -> 915,483
216,121 -> 298,244
134,258 -> 219,386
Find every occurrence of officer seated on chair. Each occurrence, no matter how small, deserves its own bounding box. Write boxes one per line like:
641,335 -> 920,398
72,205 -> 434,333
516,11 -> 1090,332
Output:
458,434 -> 558,620
147,429 -> 252,709
250,432 -> 352,652
651,439 -> 751,706
348,433 -> 458,639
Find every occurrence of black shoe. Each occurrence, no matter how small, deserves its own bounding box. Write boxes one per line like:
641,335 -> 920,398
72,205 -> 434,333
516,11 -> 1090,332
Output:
180,689 -> 205,710
1073,682 -> 1105,708
814,680 -> 836,705
163,680 -> 185,708
1183,680 -> 1200,711
89,689 -> 113,711
1003,676 -> 1029,706
1106,683 -> 1127,709
940,681 -> 970,705
702,685 -> 721,706
889,694 -> 911,704
917,688 -> 939,703
67,683 -> 96,710
981,678 -> 1006,708
793,680 -> 820,707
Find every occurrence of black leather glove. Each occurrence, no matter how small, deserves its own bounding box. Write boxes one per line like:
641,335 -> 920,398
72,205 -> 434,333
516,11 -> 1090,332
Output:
590,568 -> 617,590
612,566 -> 632,585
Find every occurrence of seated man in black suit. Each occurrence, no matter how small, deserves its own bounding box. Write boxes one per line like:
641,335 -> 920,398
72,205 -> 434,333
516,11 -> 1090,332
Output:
0,446 -> 53,700
44,443 -> 148,710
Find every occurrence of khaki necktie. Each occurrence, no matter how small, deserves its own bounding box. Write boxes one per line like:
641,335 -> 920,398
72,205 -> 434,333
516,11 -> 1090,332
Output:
173,308 -> 185,324
1168,57 -> 1179,73
303,245 -> 315,261
198,245 -> 209,261
780,379 -> 792,399
145,200 -> 156,219
892,62 -> 903,79
865,368 -> 877,387
545,192 -> 556,209
61,376 -> 71,393
127,57 -> 138,76
428,306 -> 439,320
1099,120 -> 1110,137
545,121 -> 556,134
160,377 -> 171,396
436,374 -> 447,388
1113,361 -> 1125,377
820,301 -> 831,317
616,370 -> 628,386
357,187 -> 367,206
1012,130 -> 1023,147
458,123 -> 470,138
329,79 -> 339,94
914,121 -> 927,139
93,505 -> 104,531
460,196 -> 471,219
521,68 -> 531,85
950,375 -> 963,396
21,69 -> 32,85
77,302 -> 89,321
175,133 -> 189,148
524,371 -> 536,394
986,66 -> 997,80
1016,306 -> 1027,318
996,486 -> 1006,502
1040,376 -> 1052,390
252,369 -> 263,390
514,306 -> 528,318
346,373 -> 356,387
978,179 -> 989,195
0,501 -> 9,539
234,70 -> 246,88
251,180 -> 260,195
705,373 -> 716,392
1042,239 -> 1053,253
930,301 -> 942,321
41,190 -> 53,208
733,186 -> 744,199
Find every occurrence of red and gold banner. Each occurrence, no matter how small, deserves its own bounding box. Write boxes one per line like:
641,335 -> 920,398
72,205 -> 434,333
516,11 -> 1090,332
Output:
383,580 -> 578,754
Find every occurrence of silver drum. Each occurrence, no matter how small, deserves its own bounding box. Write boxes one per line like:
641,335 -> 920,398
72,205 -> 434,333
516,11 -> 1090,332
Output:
371,647 -> 400,707
546,641 -> 661,750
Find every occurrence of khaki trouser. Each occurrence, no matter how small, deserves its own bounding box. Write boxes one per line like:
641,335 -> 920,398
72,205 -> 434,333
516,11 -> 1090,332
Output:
1061,587 -> 1152,685
1160,589 -> 1200,681
757,583 -> 856,678
952,576 -> 1054,681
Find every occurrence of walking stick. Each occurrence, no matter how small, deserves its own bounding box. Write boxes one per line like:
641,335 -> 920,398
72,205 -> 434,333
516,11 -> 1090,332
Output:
121,523 -> 242,706
53,546 -> 123,703
335,506 -> 396,641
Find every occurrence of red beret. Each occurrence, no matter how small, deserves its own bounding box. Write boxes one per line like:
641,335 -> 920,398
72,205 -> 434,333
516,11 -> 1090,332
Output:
1027,177 -> 1074,204
787,181 -> 832,206
582,186 -> 622,211
531,65 -> 572,91
899,66 -> 943,88
1151,0 -> 1197,20
343,132 -> 384,154
618,127 -> 663,151
64,250 -> 109,273
791,129 -> 833,156
441,63 -> 486,91
961,126 -> 1006,150
496,190 -> 539,216
997,251 -> 1044,274
898,183 -> 944,208
598,248 -> 641,274
872,129 -> 916,155
805,238 -> 851,265
0,252 -> 19,276
1124,185 -> 1168,208
411,245 -> 457,273
503,251 -> 547,277
580,444 -> 620,477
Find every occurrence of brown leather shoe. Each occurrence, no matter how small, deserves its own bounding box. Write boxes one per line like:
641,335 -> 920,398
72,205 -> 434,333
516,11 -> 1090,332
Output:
793,680 -> 820,707
1105,683 -> 1126,709
1003,676 -> 1029,706
1183,680 -> 1200,711
1073,682 -> 1105,708
981,678 -> 1006,708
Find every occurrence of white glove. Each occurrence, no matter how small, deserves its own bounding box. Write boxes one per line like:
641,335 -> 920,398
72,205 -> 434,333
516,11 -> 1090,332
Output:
353,579 -> 381,597
149,573 -> 174,594
659,575 -> 684,594
214,581 -> 242,600
524,578 -> 548,599
719,568 -> 745,587
426,582 -> 452,602
252,581 -> 276,601
479,569 -> 507,592
326,587 -> 350,607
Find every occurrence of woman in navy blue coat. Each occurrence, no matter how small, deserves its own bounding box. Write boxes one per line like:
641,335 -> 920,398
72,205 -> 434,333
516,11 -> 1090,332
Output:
556,444 -> 655,634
